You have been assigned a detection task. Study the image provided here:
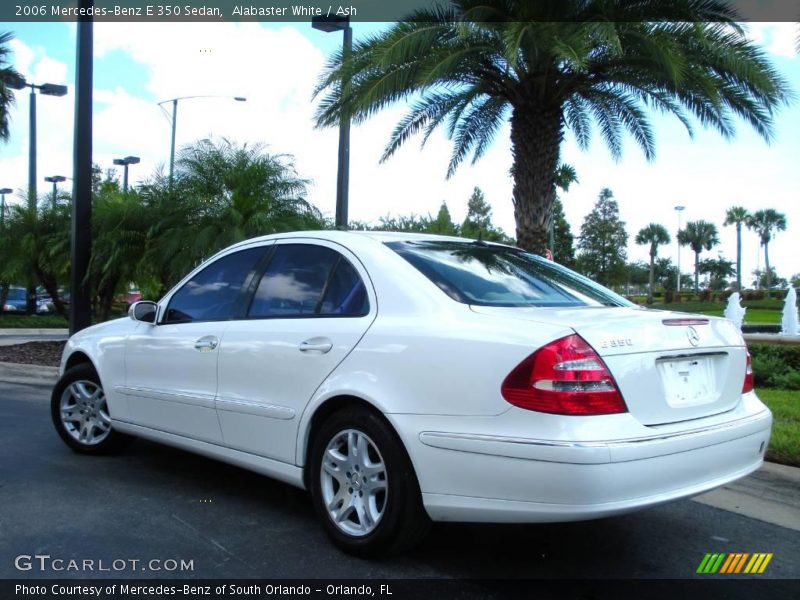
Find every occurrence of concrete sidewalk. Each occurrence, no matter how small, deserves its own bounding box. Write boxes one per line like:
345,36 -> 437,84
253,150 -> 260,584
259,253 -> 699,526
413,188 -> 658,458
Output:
693,462 -> 800,532
1,360 -> 797,534
0,328 -> 68,347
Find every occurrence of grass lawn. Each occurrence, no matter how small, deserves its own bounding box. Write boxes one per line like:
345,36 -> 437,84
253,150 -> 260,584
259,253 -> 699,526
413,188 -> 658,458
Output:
0,314 -> 68,328
758,389 -> 800,467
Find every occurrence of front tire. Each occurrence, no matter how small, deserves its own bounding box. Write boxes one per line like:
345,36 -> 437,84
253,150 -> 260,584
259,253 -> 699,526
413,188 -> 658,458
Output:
309,407 -> 430,557
51,363 -> 131,455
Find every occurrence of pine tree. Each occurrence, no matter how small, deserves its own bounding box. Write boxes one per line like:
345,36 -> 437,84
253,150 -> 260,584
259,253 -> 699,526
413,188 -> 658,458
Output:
577,188 -> 629,286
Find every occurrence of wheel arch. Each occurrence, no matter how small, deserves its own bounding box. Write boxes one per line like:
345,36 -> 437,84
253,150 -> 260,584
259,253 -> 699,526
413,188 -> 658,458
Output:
300,394 -> 411,491
64,350 -> 97,374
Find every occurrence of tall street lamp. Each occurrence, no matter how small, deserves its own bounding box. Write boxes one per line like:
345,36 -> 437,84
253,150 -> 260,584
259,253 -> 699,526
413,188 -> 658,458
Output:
113,156 -> 140,192
674,205 -> 685,292
6,74 -> 68,314
44,175 -> 66,208
158,95 -> 246,187
0,188 -> 12,229
312,15 -> 352,229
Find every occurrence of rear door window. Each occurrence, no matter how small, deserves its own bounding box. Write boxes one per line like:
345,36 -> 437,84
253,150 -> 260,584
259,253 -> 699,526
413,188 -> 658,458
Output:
248,244 -> 369,319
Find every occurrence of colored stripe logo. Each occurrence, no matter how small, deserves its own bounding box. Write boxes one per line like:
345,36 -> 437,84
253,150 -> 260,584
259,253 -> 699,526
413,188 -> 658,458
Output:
697,553 -> 773,574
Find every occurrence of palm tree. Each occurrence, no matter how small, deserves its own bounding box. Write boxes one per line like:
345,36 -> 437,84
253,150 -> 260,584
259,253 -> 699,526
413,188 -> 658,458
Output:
314,0 -> 790,253
723,206 -> 750,291
747,209 -> 787,293
0,32 -> 22,142
635,223 -> 670,303
678,221 -> 720,294
140,138 -> 322,293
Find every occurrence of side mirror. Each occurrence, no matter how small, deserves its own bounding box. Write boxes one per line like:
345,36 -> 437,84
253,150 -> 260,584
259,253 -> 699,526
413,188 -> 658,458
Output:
129,301 -> 158,324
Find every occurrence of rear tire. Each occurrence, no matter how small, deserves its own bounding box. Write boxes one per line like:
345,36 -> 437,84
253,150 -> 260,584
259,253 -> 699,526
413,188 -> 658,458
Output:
51,363 -> 131,455
309,407 -> 430,557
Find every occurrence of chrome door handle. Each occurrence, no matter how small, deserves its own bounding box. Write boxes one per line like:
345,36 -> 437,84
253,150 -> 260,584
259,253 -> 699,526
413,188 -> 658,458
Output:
194,336 -> 219,352
299,338 -> 333,354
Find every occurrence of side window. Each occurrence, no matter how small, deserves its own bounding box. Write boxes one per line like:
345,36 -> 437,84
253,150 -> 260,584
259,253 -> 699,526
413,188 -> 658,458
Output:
248,244 -> 369,318
319,258 -> 369,316
165,247 -> 264,323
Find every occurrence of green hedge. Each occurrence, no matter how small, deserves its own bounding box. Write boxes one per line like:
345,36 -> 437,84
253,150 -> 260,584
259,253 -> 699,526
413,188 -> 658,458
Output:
749,344 -> 800,390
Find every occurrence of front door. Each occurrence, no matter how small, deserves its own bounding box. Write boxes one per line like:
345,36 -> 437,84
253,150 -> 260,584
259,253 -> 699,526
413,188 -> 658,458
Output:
123,245 -> 268,442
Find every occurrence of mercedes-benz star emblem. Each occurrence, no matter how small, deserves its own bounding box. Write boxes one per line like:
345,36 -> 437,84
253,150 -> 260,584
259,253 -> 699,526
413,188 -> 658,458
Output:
686,326 -> 700,347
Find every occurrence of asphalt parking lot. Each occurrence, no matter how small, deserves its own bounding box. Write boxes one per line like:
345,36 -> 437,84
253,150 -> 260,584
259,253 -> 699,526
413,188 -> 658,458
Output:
1,381 -> 797,592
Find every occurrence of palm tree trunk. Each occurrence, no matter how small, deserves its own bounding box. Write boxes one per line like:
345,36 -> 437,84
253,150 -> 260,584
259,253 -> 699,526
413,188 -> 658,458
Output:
648,253 -> 655,304
736,223 -> 742,291
764,241 -> 771,297
509,105 -> 562,254
0,282 -> 8,314
694,251 -> 700,294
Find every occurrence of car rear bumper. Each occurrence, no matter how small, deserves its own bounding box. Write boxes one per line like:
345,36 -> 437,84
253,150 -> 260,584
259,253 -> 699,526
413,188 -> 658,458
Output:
390,405 -> 772,523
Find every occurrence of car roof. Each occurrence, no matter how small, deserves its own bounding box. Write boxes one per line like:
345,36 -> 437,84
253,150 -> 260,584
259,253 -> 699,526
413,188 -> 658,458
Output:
225,230 -> 512,250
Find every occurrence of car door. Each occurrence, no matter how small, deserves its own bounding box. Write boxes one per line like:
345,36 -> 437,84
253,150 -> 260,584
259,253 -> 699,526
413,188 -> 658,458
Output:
122,245 -> 268,442
215,240 -> 376,463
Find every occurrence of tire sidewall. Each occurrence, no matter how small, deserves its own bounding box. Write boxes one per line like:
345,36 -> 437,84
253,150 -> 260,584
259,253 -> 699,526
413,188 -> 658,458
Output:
51,363 -> 125,455
309,408 -> 420,556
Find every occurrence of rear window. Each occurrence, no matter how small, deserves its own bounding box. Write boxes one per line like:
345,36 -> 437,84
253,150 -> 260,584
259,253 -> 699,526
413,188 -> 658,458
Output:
387,240 -> 632,308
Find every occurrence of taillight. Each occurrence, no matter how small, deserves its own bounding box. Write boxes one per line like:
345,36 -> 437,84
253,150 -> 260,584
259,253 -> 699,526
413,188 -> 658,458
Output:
742,352 -> 754,393
501,334 -> 627,416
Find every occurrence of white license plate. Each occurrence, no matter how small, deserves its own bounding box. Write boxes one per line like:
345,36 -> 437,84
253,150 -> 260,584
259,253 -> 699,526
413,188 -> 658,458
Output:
658,356 -> 716,407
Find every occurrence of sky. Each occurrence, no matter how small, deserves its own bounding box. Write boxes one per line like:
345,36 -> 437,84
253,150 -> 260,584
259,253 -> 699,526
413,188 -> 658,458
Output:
0,20 -> 798,285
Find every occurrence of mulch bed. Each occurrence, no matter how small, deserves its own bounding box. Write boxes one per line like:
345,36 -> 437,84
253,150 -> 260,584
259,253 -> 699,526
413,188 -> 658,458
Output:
0,341 -> 66,367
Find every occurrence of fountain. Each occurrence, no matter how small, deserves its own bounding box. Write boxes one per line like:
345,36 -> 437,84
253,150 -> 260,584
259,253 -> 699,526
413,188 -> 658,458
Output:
724,292 -> 747,332
782,287 -> 799,336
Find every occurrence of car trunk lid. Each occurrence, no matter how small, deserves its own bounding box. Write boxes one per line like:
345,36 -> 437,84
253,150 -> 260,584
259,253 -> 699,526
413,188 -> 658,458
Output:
470,305 -> 747,425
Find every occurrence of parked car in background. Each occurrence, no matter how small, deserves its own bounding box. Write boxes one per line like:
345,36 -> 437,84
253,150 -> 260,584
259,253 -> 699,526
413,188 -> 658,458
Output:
51,231 -> 772,556
3,287 -> 27,313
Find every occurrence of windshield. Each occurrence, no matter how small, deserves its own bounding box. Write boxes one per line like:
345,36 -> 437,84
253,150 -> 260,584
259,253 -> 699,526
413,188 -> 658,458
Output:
7,288 -> 26,301
387,241 -> 633,308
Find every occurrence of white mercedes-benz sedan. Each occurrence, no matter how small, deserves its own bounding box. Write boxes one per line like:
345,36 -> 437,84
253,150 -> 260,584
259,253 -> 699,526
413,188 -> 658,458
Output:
52,231 -> 772,555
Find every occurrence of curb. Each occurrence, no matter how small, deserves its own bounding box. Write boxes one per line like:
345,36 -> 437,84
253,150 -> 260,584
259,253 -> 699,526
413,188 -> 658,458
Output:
0,361 -> 59,387
0,329 -> 69,336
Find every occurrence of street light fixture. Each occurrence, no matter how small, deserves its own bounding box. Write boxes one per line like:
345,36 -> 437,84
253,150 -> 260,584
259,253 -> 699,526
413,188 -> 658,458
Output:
157,95 -> 247,187
113,156 -> 140,192
44,175 -> 67,208
312,15 -> 352,229
6,73 -> 68,314
674,205 -> 686,292
0,188 -> 12,229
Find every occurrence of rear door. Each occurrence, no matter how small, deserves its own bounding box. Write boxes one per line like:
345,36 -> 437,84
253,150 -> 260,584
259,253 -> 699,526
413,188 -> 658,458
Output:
215,240 -> 376,463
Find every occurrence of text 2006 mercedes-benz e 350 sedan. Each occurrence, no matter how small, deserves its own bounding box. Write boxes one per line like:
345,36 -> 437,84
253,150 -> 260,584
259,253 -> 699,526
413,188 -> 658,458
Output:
52,231 -> 771,555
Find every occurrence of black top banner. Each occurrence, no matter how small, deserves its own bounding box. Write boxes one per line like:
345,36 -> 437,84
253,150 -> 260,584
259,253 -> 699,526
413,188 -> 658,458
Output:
2,0 -> 800,23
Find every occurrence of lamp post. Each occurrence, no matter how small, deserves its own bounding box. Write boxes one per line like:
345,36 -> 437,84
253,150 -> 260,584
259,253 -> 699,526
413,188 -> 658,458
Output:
113,156 -> 140,192
44,175 -> 66,208
6,74 -> 68,314
70,0 -> 93,335
312,15 -> 352,229
158,95 -> 246,187
675,205 -> 685,292
0,188 -> 11,229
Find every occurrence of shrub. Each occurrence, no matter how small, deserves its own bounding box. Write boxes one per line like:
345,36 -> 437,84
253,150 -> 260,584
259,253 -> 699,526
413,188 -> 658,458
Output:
770,370 -> 800,391
749,343 -> 800,389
